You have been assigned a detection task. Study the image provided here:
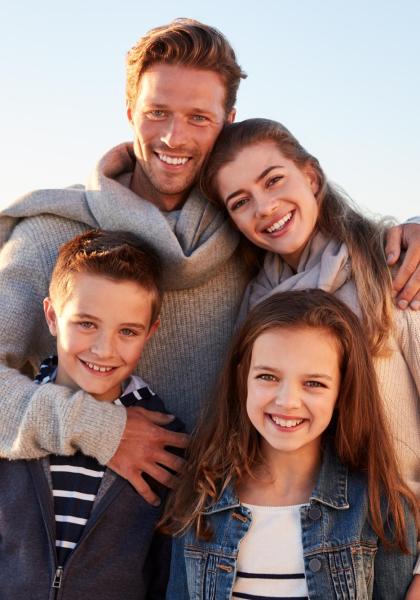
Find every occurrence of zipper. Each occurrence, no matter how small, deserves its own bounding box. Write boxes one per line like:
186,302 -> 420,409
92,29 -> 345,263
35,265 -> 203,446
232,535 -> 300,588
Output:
52,567 -> 63,589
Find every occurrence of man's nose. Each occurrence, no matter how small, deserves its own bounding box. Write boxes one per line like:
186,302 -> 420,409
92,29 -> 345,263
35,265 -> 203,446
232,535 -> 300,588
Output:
160,116 -> 188,149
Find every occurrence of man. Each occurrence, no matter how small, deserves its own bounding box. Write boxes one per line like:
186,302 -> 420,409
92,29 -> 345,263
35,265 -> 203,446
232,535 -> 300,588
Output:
0,19 -> 419,509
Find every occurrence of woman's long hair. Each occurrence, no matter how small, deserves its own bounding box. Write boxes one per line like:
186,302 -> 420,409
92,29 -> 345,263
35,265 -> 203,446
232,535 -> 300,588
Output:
200,118 -> 394,355
162,290 -> 417,552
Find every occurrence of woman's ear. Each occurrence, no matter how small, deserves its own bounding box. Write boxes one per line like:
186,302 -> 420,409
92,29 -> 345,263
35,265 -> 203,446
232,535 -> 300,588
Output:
303,161 -> 320,195
43,297 -> 58,337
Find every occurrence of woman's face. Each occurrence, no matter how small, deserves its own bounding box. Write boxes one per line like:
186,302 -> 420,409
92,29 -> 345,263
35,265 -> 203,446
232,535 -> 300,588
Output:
216,141 -> 319,270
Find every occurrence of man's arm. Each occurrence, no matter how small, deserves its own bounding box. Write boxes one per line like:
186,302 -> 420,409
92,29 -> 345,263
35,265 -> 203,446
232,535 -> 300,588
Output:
385,221 -> 420,309
0,218 -> 187,504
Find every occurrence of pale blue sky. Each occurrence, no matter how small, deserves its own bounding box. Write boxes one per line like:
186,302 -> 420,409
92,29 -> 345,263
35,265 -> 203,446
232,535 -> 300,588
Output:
1,0 -> 419,220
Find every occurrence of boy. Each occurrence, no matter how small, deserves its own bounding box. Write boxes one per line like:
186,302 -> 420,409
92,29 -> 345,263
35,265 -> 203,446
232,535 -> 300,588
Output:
0,229 -> 182,599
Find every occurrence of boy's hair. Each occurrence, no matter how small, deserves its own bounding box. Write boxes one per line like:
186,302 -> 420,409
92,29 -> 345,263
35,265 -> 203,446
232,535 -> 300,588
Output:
49,230 -> 162,323
126,18 -> 247,114
201,118 -> 394,355
163,289 -> 417,553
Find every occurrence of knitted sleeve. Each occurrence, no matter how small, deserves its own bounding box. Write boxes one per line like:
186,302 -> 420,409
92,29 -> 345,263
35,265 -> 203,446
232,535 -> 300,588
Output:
0,217 -> 126,464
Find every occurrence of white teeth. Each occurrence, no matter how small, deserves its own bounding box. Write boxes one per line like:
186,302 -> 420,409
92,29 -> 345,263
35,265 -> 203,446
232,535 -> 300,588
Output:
266,212 -> 293,233
271,416 -> 304,428
158,153 -> 189,165
86,362 -> 113,373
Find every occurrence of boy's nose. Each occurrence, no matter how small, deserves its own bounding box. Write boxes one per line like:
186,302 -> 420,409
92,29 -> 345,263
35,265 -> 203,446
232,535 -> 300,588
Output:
90,333 -> 113,358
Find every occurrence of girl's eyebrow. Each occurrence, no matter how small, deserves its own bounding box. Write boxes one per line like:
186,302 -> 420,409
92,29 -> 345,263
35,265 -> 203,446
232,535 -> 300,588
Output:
225,165 -> 285,204
252,365 -> 333,381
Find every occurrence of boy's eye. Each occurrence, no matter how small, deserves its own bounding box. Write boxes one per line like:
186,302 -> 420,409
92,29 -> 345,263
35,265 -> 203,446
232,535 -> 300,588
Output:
120,328 -> 136,337
78,321 -> 95,329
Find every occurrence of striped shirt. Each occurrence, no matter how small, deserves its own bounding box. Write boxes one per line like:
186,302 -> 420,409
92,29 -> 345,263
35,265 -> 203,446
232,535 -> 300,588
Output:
232,503 -> 309,600
35,357 -> 157,567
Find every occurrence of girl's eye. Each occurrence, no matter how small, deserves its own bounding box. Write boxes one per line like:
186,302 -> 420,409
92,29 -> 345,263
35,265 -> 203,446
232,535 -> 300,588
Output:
267,175 -> 283,188
120,328 -> 136,337
231,197 -> 249,211
305,380 -> 326,388
256,373 -> 278,382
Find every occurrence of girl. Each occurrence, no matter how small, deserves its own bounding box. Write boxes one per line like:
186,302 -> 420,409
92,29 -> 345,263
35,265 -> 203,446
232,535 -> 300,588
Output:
164,290 -> 417,599
200,119 -> 420,502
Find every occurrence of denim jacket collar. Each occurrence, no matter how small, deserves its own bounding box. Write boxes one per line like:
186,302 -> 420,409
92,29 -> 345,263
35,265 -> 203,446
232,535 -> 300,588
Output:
203,444 -> 349,515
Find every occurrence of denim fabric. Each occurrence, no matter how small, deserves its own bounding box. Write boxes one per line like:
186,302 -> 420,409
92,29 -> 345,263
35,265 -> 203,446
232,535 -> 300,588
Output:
166,448 -> 416,599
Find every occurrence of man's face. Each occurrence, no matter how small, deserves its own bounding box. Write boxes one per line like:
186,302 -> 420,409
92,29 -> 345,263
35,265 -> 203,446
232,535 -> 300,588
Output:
127,63 -> 235,211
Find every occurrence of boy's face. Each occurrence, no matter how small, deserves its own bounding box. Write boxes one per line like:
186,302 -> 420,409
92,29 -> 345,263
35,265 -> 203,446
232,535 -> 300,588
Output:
44,273 -> 159,402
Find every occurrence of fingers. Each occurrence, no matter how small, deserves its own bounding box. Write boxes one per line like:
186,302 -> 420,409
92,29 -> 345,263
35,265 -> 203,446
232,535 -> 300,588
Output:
391,242 -> 420,305
134,406 -> 176,425
394,266 -> 420,309
384,224 -> 403,266
129,473 -> 161,507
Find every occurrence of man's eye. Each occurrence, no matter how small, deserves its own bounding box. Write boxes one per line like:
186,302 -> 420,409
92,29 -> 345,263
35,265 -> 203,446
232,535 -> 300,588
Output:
191,114 -> 208,124
147,110 -> 167,119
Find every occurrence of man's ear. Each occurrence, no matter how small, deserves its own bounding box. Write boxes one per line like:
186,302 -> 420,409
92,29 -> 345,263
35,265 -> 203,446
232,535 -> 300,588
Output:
126,100 -> 133,125
226,108 -> 236,124
146,318 -> 160,341
43,297 -> 58,337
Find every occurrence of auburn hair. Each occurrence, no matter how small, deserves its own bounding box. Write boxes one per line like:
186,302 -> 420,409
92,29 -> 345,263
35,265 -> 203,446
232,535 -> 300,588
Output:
49,229 -> 162,323
126,18 -> 247,114
162,289 -> 417,553
201,118 -> 395,355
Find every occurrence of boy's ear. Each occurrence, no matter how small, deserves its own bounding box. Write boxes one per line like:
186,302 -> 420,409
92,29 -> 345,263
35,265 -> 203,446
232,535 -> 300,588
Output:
43,297 -> 58,337
146,318 -> 160,340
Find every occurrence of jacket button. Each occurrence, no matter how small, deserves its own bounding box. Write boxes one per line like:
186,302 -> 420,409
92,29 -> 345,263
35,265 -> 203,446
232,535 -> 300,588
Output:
308,506 -> 322,520
308,558 -> 322,572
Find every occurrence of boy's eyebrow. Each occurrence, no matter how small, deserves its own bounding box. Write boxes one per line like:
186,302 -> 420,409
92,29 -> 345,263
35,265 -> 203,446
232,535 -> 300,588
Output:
225,165 -> 285,204
120,322 -> 146,330
252,365 -> 333,381
74,313 -> 100,321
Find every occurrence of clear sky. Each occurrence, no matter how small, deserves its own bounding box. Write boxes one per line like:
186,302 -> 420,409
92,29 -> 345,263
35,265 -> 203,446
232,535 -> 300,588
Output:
1,0 -> 419,221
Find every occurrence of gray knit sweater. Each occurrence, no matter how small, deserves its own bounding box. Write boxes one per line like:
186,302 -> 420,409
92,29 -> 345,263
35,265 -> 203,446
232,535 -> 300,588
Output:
0,142 -> 250,464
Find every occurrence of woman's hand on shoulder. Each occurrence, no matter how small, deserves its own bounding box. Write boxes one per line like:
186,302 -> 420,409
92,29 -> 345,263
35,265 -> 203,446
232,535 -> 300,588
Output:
385,222 -> 420,310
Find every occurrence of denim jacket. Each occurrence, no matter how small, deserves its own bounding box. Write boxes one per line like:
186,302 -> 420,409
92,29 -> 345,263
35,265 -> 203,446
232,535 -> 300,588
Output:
166,448 -> 416,599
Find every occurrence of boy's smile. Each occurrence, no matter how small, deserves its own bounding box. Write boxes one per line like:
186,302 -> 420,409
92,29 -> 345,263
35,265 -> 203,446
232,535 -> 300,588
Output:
44,273 -> 158,402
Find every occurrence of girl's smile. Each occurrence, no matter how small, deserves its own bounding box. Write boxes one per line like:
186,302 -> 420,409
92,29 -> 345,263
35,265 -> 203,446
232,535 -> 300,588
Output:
246,325 -> 341,464
216,141 -> 319,270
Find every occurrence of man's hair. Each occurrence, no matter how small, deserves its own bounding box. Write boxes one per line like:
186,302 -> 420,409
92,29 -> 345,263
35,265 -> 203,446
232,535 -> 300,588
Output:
49,230 -> 162,323
126,18 -> 247,114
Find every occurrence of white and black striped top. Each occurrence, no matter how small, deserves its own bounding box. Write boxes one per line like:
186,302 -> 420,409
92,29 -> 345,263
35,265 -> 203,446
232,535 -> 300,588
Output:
232,503 -> 309,600
35,357 -> 157,567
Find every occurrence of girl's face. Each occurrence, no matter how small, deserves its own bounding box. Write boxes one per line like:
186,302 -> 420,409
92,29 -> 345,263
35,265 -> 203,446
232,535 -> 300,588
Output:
246,326 -> 341,464
216,141 -> 319,270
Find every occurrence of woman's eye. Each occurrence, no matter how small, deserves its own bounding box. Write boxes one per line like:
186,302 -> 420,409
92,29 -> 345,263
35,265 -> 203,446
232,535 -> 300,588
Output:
267,175 -> 283,188
231,197 -> 248,211
79,321 -> 94,329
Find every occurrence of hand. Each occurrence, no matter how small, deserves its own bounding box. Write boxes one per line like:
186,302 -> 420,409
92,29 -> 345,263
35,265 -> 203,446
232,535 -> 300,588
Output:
107,406 -> 189,506
385,222 -> 420,310
405,574 -> 420,599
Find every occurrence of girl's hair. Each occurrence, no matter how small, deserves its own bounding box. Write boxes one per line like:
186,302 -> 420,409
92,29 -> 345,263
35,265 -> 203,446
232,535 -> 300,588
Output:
201,118 -> 394,355
163,289 -> 417,552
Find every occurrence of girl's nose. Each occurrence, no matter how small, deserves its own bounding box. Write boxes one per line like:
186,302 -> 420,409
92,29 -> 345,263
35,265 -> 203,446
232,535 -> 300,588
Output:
254,192 -> 279,218
274,382 -> 302,410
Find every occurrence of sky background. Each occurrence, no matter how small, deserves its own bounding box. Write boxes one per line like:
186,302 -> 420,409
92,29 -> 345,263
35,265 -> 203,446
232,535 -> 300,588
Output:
1,0 -> 419,221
